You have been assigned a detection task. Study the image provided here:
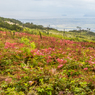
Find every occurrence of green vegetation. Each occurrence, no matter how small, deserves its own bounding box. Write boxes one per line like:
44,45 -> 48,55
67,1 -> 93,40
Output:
23,22 -> 56,30
0,21 -> 23,31
0,17 -> 95,94
0,16 -> 56,31
0,16 -> 95,42
0,16 -> 22,25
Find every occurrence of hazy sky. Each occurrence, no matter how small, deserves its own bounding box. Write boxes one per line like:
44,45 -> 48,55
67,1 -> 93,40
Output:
0,0 -> 95,19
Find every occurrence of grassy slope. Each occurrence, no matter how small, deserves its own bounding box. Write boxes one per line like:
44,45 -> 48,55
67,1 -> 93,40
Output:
0,30 -> 95,95
0,16 -> 95,42
0,17 -> 95,94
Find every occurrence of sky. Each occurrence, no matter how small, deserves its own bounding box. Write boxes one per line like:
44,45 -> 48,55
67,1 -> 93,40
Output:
0,0 -> 95,19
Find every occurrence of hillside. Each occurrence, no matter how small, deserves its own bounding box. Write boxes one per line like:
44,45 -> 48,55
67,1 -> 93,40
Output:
0,17 -> 56,31
0,17 -> 95,42
0,30 -> 95,95
0,17 -> 95,94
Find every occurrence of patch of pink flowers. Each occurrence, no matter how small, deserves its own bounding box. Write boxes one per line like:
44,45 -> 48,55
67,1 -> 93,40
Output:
36,50 -> 44,56
88,61 -> 95,65
57,58 -> 63,64
57,58 -> 67,64
5,42 -> 17,49
84,68 -> 88,70
57,64 -> 63,69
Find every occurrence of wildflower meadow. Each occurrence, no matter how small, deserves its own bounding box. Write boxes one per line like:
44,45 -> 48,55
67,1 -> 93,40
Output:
0,31 -> 95,95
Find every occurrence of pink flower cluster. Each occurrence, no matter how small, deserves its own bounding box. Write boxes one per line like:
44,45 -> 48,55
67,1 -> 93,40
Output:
57,58 -> 67,69
31,49 -> 44,56
88,61 -> 95,65
57,58 -> 64,64
57,64 -> 63,69
57,58 -> 67,64
36,50 -> 44,56
42,48 -> 55,54
31,48 -> 55,56
84,68 -> 88,70
60,40 -> 74,45
5,42 -> 17,49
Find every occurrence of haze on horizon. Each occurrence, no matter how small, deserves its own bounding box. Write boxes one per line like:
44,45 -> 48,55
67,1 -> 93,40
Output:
0,0 -> 95,19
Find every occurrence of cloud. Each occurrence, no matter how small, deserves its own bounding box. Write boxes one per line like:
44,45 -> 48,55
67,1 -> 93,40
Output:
0,0 -> 95,18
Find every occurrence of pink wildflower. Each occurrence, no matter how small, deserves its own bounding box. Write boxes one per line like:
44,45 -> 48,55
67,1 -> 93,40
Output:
36,50 -> 44,56
48,48 -> 52,50
48,56 -> 52,59
57,58 -> 67,64
84,68 -> 88,70
57,58 -> 63,64
57,64 -> 63,69
5,42 -> 17,48
88,61 -> 95,64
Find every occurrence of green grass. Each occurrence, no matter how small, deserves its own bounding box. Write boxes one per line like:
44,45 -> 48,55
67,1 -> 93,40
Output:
0,30 -> 95,95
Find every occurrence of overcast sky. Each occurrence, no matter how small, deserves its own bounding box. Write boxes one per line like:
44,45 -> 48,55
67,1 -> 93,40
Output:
0,0 -> 95,19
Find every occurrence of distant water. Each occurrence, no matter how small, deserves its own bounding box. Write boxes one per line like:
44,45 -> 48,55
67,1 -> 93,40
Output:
19,18 -> 95,32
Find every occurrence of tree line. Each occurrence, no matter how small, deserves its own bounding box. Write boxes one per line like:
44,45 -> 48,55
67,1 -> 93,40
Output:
0,16 -> 57,31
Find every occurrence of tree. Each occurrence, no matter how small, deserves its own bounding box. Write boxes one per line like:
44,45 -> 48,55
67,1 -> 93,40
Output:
87,28 -> 90,32
77,26 -> 81,31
